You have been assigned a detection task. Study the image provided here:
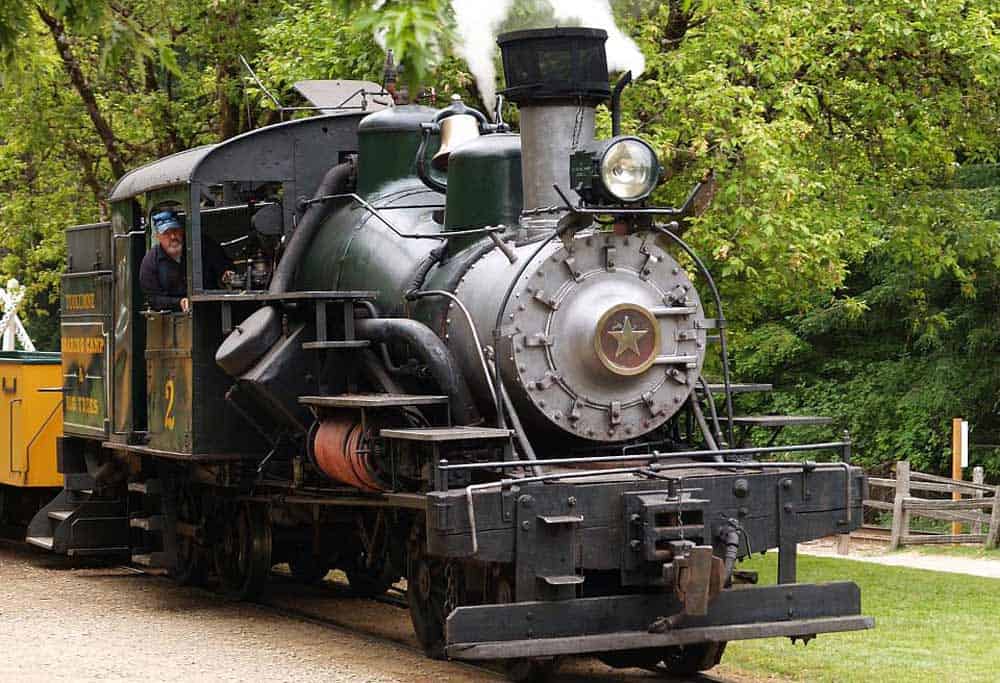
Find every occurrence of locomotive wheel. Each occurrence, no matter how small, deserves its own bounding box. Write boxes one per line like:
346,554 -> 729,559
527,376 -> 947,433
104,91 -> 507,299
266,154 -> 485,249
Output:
345,562 -> 393,598
492,573 -> 561,682
214,501 -> 272,601
288,548 -> 331,584
346,510 -> 395,597
171,482 -> 206,586
407,524 -> 462,659
658,641 -> 727,676
598,641 -> 726,675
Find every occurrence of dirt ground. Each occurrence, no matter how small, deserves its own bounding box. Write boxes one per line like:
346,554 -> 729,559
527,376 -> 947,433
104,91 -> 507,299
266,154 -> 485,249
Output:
0,541 -> 763,683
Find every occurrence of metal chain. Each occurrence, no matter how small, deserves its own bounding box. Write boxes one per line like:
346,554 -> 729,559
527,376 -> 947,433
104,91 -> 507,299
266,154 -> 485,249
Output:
443,560 -> 458,618
571,98 -> 585,149
677,476 -> 686,542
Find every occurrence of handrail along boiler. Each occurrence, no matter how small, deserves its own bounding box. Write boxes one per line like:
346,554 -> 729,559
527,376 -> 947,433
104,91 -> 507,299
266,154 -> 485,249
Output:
25,27 -> 871,679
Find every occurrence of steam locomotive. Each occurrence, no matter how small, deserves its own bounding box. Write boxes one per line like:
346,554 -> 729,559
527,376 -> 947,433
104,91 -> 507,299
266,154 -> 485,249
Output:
10,27 -> 871,679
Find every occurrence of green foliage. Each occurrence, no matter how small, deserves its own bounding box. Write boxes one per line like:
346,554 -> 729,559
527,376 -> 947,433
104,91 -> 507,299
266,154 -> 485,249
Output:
341,0 -> 455,89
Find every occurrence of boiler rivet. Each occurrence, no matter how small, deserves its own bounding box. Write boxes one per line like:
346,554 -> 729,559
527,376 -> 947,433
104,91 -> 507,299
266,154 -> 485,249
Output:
521,521 -> 531,530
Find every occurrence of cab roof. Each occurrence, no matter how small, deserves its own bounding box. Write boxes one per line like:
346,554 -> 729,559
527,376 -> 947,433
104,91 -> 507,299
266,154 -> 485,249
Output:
107,110 -> 368,204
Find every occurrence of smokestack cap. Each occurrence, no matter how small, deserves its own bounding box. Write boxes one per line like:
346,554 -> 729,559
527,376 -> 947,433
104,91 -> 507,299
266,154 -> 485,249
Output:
498,27 -> 610,105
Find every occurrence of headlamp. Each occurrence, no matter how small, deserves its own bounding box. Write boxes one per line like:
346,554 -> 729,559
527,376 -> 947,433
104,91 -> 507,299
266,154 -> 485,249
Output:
570,136 -> 661,205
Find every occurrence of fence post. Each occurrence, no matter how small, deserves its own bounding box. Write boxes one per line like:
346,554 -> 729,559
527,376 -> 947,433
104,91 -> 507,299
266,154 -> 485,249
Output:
987,485 -> 1000,550
972,467 -> 984,536
889,460 -> 910,550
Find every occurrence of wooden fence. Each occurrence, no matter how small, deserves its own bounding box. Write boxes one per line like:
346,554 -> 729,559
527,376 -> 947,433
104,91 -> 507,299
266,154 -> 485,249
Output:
865,461 -> 1000,550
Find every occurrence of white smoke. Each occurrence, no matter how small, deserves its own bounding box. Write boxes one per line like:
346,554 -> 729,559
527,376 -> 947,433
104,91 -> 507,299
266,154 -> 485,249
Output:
548,0 -> 645,77
449,0 -> 645,114
451,1 -> 515,113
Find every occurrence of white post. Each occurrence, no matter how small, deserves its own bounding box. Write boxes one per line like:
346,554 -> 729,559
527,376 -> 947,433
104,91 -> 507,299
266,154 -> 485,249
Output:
973,467 -> 985,536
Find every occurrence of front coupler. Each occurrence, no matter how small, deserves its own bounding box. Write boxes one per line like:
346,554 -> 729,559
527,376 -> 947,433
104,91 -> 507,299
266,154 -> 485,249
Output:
426,458 -> 871,659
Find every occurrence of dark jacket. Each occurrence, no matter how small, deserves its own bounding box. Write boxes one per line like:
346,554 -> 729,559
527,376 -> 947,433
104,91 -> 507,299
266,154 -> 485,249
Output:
139,243 -> 185,311
139,238 -> 233,311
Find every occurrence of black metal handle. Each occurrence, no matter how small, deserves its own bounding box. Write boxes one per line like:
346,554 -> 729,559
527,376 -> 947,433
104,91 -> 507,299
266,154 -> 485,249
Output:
415,123 -> 447,194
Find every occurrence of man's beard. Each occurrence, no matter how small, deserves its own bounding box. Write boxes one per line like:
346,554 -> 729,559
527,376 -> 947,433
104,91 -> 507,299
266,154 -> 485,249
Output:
164,240 -> 183,261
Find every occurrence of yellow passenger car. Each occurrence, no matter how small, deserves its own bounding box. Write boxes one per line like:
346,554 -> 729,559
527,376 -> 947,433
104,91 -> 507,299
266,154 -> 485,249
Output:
0,351 -> 63,525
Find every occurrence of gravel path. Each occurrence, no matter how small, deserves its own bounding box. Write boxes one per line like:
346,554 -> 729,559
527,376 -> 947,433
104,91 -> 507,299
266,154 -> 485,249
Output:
0,542 -> 484,683
800,537 -> 1000,579
0,541 -> 763,683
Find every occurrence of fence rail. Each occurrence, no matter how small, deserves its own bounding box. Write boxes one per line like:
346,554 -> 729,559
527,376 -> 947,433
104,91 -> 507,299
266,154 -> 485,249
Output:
864,461 -> 999,550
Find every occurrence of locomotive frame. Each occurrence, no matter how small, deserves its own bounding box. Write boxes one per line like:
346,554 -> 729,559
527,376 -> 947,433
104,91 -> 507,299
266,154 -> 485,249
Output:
22,28 -> 872,680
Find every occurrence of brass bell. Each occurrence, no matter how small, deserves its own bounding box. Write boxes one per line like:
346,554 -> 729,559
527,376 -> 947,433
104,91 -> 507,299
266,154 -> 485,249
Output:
432,113 -> 481,171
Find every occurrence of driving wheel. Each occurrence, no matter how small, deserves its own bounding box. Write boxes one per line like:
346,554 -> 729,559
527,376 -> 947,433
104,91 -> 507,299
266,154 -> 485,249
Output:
407,522 -> 461,659
170,481 -> 206,586
288,545 -> 331,584
658,641 -> 727,676
214,501 -> 272,600
491,571 -> 561,682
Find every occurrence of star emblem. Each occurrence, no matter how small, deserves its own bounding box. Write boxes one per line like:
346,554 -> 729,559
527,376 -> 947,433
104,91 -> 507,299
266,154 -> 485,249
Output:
607,315 -> 648,359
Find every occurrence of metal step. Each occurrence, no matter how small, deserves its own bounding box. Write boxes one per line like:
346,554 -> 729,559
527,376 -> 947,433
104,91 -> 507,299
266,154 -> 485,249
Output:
64,472 -> 96,492
26,536 -> 54,550
48,510 -> 73,522
129,515 -> 163,532
67,546 -> 130,558
302,340 -> 370,350
300,393 -> 449,409
537,574 -> 585,586
127,479 -> 162,495
379,426 -> 513,442
728,415 -> 833,427
698,382 -> 773,395
131,552 -> 168,568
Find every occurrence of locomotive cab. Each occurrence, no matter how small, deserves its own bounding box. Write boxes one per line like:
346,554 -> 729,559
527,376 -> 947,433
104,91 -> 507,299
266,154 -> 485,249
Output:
95,111 -> 368,454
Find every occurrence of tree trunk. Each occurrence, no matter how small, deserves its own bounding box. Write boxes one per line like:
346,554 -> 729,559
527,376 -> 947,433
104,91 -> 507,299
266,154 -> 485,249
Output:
217,62 -> 242,140
36,4 -> 127,180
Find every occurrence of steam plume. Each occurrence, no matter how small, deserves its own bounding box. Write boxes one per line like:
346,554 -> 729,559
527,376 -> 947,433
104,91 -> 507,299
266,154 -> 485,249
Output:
451,1 -> 515,113
449,0 -> 645,114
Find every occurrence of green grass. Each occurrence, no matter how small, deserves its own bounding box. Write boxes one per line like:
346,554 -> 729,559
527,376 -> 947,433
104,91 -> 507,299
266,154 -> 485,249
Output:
722,554 -> 1000,682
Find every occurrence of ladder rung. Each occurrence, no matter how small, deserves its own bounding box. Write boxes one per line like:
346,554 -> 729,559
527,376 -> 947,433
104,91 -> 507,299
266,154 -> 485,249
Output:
302,340 -> 370,350
537,515 -> 584,526
128,479 -> 162,495
300,393 -> 449,408
26,536 -> 54,550
129,515 -> 163,531
379,426 -> 512,442
537,574 -> 585,586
